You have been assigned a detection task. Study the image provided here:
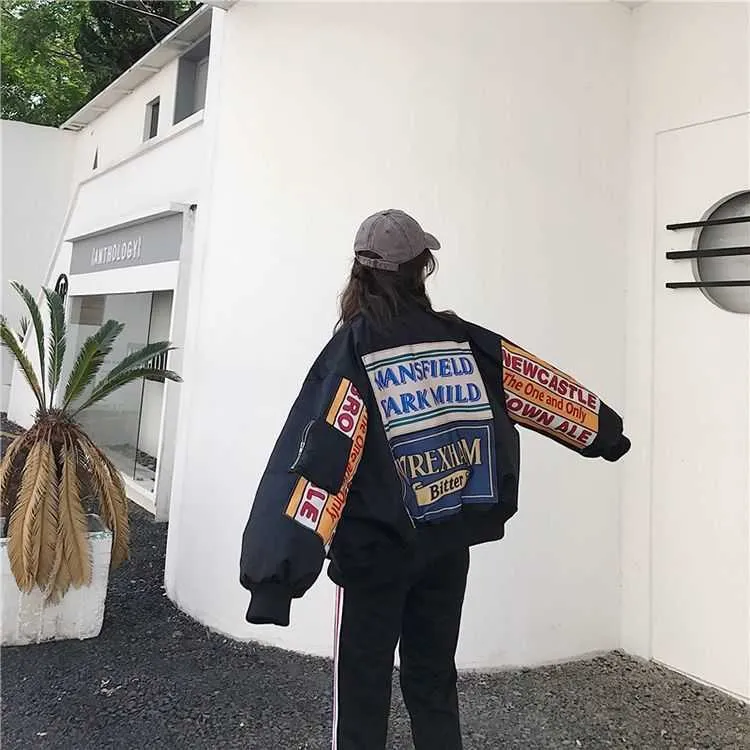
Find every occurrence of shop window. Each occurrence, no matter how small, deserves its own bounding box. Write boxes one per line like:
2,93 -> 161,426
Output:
71,295 -> 105,326
144,97 -> 160,141
64,291 -> 174,495
696,191 -> 750,314
174,35 -> 210,124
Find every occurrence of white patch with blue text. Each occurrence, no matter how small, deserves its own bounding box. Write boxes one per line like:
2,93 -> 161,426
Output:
362,341 -> 493,438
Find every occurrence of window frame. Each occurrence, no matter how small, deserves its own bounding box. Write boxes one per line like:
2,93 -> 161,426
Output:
143,96 -> 161,142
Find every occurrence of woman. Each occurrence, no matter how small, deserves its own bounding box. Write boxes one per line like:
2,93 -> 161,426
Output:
240,209 -> 630,750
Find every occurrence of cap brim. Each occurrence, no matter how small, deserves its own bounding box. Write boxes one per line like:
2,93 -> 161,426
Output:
424,232 -> 440,251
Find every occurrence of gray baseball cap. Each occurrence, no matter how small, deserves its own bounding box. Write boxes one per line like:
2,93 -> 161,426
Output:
354,209 -> 440,272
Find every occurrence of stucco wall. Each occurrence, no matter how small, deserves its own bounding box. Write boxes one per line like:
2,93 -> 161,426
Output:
7,120 -> 204,428
166,2 -> 631,667
1,121 -> 76,411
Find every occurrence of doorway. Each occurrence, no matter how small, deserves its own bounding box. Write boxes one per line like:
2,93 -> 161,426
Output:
66,290 -> 174,505
651,113 -> 750,698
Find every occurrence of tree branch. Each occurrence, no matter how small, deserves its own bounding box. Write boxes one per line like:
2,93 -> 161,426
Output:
0,4 -> 22,22
0,6 -> 85,64
0,5 -> 21,22
144,18 -> 158,45
136,0 -> 160,43
44,48 -> 83,63
103,1 -> 179,27
33,45 -> 112,75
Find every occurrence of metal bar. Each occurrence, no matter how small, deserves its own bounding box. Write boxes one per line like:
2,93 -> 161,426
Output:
666,280 -> 750,289
666,216 -> 750,230
666,246 -> 750,260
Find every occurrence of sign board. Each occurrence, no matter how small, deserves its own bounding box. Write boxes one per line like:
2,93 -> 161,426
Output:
70,213 -> 182,275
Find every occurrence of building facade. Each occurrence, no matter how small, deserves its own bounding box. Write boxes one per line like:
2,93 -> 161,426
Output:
6,6 -> 212,518
1,121 -> 76,411
3,1 -> 749,701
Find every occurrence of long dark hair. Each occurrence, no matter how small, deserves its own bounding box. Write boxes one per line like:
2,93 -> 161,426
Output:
336,250 -> 439,331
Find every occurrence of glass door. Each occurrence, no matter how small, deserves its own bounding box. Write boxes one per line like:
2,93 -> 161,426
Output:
133,290 -> 174,491
65,291 -> 173,497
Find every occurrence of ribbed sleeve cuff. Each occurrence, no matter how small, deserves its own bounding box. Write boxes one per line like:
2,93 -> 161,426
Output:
245,584 -> 293,626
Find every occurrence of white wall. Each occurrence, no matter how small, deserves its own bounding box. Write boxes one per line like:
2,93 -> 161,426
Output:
166,3 -> 631,667
0,121 -> 76,412
7,121 -> 203,427
622,1 -> 750,700
71,60 -> 181,182
653,117 -> 749,700
68,119 -> 204,242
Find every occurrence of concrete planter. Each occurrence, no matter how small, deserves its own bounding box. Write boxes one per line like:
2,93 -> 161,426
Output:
1,514 -> 112,646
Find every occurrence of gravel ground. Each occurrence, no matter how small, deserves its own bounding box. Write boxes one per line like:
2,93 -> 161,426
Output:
2,508 -> 748,750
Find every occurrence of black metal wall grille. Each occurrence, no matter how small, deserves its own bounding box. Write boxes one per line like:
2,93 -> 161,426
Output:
666,280 -> 750,290
665,215 -> 750,290
666,216 -> 750,231
666,246 -> 750,260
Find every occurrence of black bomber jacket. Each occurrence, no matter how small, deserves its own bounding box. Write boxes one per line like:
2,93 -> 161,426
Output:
240,308 -> 630,626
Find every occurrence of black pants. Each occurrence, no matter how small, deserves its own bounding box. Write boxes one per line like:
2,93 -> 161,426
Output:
332,546 -> 469,750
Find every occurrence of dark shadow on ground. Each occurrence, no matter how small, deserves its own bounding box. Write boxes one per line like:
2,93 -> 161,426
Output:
2,506 -> 748,749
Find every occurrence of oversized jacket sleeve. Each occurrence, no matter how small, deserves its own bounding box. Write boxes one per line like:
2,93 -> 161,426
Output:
239,331 -> 368,627
466,322 -> 630,461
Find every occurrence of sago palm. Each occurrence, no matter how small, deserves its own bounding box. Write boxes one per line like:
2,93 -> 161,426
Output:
0,282 -> 181,600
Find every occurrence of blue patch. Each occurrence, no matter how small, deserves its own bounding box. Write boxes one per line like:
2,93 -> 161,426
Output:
390,422 -> 497,524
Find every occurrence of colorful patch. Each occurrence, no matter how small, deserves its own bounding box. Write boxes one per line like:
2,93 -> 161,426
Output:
326,380 -> 364,437
363,341 -> 497,523
391,423 -> 496,522
362,341 -> 493,438
501,340 -> 600,448
285,379 -> 367,546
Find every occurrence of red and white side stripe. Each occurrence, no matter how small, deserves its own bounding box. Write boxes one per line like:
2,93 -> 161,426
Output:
332,585 -> 344,749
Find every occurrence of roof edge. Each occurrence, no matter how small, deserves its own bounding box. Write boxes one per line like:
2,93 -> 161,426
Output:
60,4 -> 212,132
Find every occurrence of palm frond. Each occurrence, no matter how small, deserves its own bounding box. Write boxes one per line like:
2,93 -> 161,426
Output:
54,437 -> 90,593
7,437 -> 54,592
71,366 -> 182,416
103,456 -> 130,568
46,532 -> 67,604
98,341 -> 174,385
11,282 -> 47,407
18,316 -> 30,339
62,320 -> 124,411
36,465 -> 59,589
1,283 -> 183,600
76,433 -> 129,568
1,318 -> 45,412
1,432 -> 29,513
43,288 -> 67,407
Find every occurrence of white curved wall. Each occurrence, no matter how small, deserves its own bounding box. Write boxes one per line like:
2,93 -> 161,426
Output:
166,3 -> 631,667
